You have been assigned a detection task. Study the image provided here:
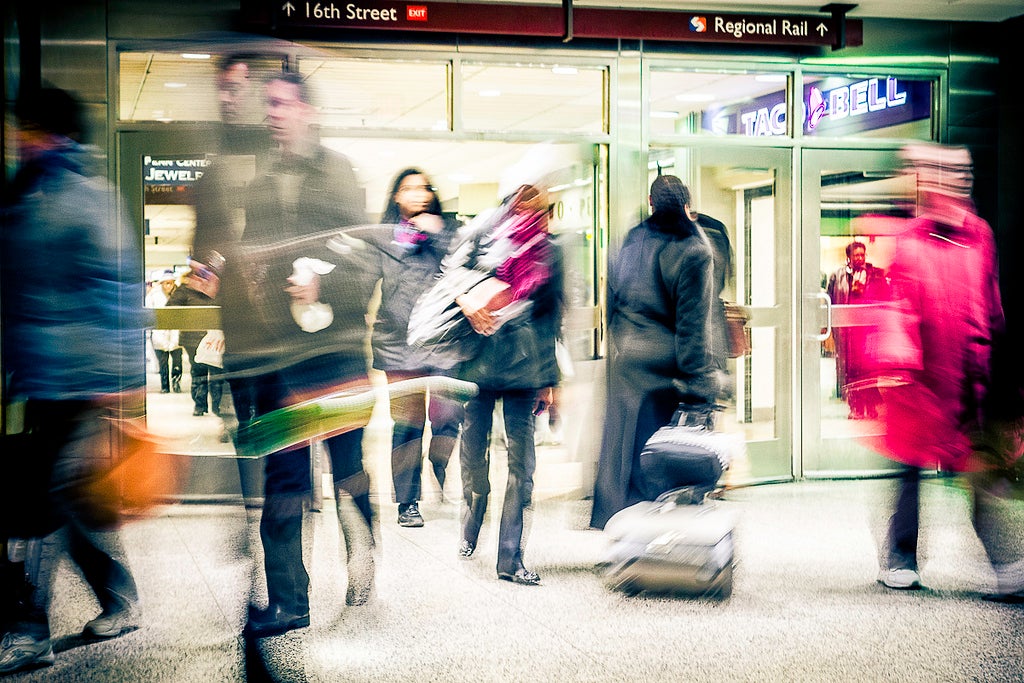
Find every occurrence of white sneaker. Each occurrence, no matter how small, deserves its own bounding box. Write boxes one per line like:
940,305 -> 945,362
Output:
0,632 -> 55,674
878,568 -> 922,590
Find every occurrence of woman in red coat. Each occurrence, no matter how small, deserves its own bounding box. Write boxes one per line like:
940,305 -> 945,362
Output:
869,144 -> 1017,599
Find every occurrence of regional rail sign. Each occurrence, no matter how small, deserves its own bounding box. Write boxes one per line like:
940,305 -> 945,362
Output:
242,2 -> 863,48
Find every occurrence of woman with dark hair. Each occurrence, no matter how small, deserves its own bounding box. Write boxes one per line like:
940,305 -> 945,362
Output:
370,168 -> 462,527
590,174 -> 719,529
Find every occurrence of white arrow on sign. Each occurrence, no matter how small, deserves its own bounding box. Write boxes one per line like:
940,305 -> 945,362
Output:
283,2 -> 296,16
816,22 -> 829,36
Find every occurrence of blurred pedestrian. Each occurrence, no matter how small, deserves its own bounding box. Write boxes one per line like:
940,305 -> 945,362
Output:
869,143 -> 1017,598
0,87 -> 150,674
590,174 -> 719,530
191,71 -> 376,637
368,168 -> 462,527
191,52 -> 269,502
146,270 -> 183,394
427,147 -> 563,586
167,270 -> 224,416
827,240 -> 889,418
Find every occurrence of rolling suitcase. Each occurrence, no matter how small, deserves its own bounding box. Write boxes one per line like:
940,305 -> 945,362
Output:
601,487 -> 737,599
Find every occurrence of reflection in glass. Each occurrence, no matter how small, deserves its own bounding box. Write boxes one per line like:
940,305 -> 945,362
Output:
817,168 -> 914,447
649,70 -> 790,137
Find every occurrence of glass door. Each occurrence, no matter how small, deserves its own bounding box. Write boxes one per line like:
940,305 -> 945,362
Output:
651,145 -> 794,484
119,128 -> 254,461
800,148 -> 915,476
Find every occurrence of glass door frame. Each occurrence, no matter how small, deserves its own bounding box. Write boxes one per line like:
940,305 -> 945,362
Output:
650,140 -> 796,485
798,145 -> 908,478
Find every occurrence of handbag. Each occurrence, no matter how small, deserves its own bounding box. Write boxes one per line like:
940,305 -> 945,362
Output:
193,330 -> 225,368
82,416 -> 186,527
723,302 -> 751,358
639,403 -> 745,502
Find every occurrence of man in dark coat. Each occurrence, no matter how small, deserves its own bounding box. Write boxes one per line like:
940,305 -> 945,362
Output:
590,175 -> 719,530
190,71 -> 376,636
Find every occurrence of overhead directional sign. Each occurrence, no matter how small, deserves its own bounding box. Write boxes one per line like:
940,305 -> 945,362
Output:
241,2 -> 863,48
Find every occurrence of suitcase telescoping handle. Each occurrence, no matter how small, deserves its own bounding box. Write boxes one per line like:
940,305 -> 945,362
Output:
670,402 -> 721,430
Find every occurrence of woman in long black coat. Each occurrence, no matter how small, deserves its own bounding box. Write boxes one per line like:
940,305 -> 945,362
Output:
590,174 -> 719,530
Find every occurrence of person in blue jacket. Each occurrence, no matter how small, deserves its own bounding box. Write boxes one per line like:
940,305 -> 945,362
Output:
0,88 -> 152,675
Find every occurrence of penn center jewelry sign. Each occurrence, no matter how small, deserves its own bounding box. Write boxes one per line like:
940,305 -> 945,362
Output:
241,1 -> 863,48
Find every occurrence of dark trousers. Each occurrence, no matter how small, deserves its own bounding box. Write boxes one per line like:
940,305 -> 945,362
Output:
460,388 -> 536,575
6,400 -> 138,639
886,465 -> 1023,577
154,348 -> 182,392
190,359 -> 224,414
239,355 -> 370,614
390,380 -> 463,505
886,466 -> 922,571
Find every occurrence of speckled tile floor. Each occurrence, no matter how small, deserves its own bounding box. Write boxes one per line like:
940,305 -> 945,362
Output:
6,477 -> 1023,682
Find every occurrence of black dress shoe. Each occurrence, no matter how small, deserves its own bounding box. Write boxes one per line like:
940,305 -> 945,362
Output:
458,540 -> 475,558
244,604 -> 310,638
498,567 -> 541,586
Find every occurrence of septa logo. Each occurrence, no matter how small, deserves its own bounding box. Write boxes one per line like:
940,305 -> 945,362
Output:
407,5 -> 427,21
689,16 -> 707,32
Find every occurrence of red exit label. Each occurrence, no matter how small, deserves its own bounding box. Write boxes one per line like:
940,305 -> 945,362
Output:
407,5 -> 427,21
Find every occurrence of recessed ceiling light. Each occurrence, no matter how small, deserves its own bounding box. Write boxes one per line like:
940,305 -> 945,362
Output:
181,53 -> 211,60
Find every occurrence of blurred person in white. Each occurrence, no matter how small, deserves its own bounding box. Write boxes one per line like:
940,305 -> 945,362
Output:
145,270 -> 183,394
868,143 -> 1021,600
0,87 -> 151,674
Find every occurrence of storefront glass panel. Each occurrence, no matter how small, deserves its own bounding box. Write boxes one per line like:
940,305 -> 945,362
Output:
801,148 -> 916,476
461,62 -> 606,134
649,69 -> 791,137
299,58 -> 450,130
119,52 -> 285,123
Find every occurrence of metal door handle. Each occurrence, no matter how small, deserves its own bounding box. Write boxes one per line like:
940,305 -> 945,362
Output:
813,291 -> 832,342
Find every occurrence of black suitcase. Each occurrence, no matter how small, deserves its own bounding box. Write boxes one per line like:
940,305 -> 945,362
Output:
601,488 -> 736,598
